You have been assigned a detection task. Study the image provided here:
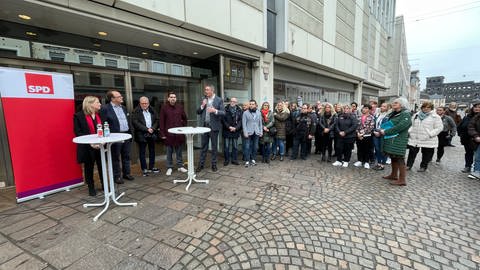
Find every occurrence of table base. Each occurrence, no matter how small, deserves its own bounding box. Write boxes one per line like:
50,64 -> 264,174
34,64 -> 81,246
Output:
83,191 -> 137,222
82,141 -> 137,222
174,174 -> 209,191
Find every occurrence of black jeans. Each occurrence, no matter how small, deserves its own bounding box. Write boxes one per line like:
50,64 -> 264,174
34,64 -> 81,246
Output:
138,139 -> 156,171
407,146 -> 434,169
356,136 -> 373,163
199,130 -> 219,166
84,148 -> 102,188
336,138 -> 354,162
464,145 -> 474,168
111,139 -> 131,179
320,134 -> 333,156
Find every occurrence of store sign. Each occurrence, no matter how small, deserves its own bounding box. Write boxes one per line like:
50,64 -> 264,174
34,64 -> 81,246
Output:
0,67 -> 82,202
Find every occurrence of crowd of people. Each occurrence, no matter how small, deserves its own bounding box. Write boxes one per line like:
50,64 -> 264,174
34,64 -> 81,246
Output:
74,84 -> 480,196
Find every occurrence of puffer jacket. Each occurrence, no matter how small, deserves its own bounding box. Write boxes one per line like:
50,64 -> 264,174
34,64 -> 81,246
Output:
274,109 -> 289,140
468,113 -> 480,149
407,112 -> 443,148
383,109 -> 412,156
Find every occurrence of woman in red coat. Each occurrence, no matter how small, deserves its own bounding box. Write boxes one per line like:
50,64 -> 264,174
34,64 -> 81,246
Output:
73,96 -> 103,196
159,92 -> 188,176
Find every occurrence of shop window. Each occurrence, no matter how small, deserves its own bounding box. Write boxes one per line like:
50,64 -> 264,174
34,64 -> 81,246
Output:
129,62 -> 140,71
49,51 -> 65,62
152,62 -> 166,73
89,72 -> 102,85
114,74 -> 124,87
79,55 -> 93,65
105,59 -> 118,68
171,64 -> 184,76
0,48 -> 17,57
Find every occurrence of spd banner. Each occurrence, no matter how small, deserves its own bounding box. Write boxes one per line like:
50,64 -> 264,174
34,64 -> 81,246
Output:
0,67 -> 82,202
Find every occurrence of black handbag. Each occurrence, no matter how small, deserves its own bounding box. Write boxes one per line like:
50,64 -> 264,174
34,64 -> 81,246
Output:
269,126 -> 277,136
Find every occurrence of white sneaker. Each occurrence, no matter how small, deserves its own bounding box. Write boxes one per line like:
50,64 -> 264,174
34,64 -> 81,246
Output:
245,161 -> 249,167
354,161 -> 362,167
251,160 -> 256,166
178,167 -> 187,173
386,157 -> 391,164
364,163 -> 370,169
342,162 -> 349,168
332,161 -> 343,166
166,168 -> 172,176
468,171 -> 480,179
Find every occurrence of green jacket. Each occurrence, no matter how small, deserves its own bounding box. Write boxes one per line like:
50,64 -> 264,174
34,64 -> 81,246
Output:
382,109 -> 412,156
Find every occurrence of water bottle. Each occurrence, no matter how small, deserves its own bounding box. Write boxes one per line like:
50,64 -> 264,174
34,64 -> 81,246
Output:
96,124 -> 103,137
103,122 -> 110,137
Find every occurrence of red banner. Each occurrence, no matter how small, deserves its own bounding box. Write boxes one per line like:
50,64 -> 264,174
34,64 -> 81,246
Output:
0,67 -> 82,202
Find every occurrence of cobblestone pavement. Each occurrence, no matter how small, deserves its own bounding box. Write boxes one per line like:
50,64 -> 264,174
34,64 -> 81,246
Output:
0,139 -> 479,270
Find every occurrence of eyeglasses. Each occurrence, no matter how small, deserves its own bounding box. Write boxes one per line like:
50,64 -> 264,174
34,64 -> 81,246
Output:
113,95 -> 122,98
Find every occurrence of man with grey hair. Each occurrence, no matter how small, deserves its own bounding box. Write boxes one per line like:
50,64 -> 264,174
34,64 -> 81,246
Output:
132,96 -> 159,176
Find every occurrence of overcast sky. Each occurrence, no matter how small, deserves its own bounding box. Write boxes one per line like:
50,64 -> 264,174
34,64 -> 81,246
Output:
395,0 -> 480,89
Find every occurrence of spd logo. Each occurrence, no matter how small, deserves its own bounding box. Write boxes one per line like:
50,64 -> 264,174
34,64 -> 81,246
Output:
25,73 -> 54,94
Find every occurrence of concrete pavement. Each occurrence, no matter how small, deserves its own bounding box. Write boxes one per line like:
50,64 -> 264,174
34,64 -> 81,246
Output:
0,140 -> 479,270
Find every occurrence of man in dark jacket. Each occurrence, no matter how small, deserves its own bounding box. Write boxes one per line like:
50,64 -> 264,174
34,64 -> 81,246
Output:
132,96 -> 159,176
196,84 -> 225,172
100,90 -> 133,183
291,104 -> 315,160
222,97 -> 242,166
159,91 -> 188,176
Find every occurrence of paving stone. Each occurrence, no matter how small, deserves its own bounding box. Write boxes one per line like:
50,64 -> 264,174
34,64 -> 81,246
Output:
172,215 -> 213,238
111,257 -> 158,270
38,232 -> 101,269
65,245 -> 126,270
0,242 -> 23,264
16,224 -> 74,254
143,242 -> 183,269
0,252 -> 48,270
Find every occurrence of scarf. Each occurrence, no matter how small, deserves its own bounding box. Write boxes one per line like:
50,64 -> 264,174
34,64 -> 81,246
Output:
417,111 -> 430,121
261,108 -> 269,122
86,113 -> 102,134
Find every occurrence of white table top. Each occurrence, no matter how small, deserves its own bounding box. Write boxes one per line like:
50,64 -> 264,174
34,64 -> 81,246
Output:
73,133 -> 132,144
168,126 -> 211,135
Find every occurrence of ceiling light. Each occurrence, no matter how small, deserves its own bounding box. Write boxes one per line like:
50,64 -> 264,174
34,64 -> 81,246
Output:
152,43 -> 160,47
193,52 -> 199,55
18,14 -> 31,20
141,52 -> 148,55
97,31 -> 108,36
25,31 -> 37,36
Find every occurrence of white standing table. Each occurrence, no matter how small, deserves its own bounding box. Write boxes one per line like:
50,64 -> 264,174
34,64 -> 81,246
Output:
73,133 -> 137,221
168,127 -> 211,191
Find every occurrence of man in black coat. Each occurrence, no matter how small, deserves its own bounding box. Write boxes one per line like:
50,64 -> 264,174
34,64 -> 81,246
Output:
132,96 -> 159,176
196,84 -> 225,172
222,97 -> 242,166
100,90 -> 134,183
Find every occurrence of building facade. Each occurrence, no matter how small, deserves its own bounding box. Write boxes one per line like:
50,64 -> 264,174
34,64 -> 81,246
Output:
379,15 -> 410,103
0,0 -> 396,187
425,76 -> 480,108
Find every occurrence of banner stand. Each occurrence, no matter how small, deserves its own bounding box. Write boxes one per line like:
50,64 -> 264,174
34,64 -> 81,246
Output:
0,67 -> 83,203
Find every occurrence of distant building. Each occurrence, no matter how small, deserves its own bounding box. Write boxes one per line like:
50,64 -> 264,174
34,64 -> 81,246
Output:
425,76 -> 480,107
409,70 -> 420,111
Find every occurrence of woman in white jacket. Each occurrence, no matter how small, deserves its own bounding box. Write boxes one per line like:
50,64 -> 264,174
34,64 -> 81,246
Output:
406,101 -> 444,172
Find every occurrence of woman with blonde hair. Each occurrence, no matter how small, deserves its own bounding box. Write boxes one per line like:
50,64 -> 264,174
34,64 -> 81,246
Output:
73,96 -> 103,196
318,103 -> 337,162
271,101 -> 289,161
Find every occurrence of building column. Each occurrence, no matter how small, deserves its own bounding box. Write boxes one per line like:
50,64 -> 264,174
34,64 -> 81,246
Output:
253,52 -> 274,104
355,81 -> 363,105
